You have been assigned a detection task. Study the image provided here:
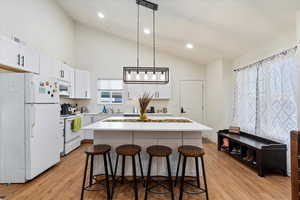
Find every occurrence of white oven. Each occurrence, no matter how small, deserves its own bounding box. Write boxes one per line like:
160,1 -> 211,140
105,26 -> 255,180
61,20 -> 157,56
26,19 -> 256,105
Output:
63,117 -> 81,155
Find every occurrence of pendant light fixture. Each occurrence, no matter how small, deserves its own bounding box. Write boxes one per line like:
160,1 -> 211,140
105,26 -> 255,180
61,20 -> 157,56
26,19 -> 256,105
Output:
123,0 -> 169,84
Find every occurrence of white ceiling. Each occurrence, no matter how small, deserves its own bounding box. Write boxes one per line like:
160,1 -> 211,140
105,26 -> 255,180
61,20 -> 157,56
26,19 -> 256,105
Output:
55,0 -> 300,65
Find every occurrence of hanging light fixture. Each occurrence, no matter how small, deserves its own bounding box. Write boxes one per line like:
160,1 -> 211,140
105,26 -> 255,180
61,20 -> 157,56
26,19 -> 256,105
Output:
123,0 -> 169,84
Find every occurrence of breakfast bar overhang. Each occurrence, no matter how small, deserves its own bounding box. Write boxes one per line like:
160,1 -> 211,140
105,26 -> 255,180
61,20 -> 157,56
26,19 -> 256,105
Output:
83,116 -> 212,176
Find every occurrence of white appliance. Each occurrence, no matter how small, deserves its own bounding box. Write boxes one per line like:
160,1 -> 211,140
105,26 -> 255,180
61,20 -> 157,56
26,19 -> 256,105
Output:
0,73 -> 60,183
63,116 -> 82,155
59,80 -> 71,97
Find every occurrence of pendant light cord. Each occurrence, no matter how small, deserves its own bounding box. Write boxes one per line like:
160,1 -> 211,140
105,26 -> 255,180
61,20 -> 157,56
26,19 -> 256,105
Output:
137,3 -> 140,73
153,9 -> 156,74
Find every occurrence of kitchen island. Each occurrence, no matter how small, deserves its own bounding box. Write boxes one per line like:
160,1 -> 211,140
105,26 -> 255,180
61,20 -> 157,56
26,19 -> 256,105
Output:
83,116 -> 212,176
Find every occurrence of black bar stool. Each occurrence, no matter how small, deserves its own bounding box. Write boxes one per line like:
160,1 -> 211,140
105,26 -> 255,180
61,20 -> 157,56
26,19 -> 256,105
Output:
80,144 -> 114,200
144,145 -> 174,200
112,144 -> 144,200
175,145 -> 209,200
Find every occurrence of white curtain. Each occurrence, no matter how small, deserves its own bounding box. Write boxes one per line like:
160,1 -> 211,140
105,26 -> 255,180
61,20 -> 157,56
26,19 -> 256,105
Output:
232,66 -> 258,134
233,47 -> 298,142
257,50 -> 298,142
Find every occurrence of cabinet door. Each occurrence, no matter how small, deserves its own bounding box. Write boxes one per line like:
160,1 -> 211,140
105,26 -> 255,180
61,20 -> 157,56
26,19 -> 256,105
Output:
21,46 -> 40,74
144,84 -> 157,98
127,84 -> 144,99
60,63 -> 71,82
75,70 -> 90,98
157,84 -> 171,99
69,68 -> 75,98
0,38 -> 21,69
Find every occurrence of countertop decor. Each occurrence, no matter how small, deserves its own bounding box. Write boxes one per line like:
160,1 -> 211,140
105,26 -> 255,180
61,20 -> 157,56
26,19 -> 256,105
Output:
104,119 -> 192,123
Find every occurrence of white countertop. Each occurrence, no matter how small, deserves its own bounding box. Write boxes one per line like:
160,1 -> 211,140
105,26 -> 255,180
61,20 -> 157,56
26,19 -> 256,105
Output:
82,116 -> 212,132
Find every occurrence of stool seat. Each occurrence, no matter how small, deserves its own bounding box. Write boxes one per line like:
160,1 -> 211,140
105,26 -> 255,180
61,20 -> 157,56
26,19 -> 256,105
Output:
147,145 -> 172,157
178,145 -> 205,157
116,144 -> 141,156
85,144 -> 111,155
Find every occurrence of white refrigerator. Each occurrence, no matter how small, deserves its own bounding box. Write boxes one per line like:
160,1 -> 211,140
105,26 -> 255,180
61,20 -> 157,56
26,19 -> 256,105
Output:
0,73 -> 60,183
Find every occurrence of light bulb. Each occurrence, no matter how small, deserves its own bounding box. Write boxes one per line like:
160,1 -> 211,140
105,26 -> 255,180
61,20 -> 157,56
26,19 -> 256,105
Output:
152,73 -> 157,80
127,73 -> 131,80
136,73 -> 140,80
160,73 -> 165,80
144,73 -> 148,80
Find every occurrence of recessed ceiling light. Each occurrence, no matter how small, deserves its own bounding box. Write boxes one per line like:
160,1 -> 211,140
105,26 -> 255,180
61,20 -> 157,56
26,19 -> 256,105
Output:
186,43 -> 194,49
143,28 -> 151,35
97,12 -> 105,19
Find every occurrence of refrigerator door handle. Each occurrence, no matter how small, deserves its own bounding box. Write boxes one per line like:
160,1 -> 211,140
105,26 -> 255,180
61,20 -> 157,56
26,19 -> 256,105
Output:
31,104 -> 36,138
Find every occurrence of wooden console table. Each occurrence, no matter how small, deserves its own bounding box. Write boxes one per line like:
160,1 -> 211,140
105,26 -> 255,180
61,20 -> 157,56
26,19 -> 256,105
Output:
218,129 -> 287,177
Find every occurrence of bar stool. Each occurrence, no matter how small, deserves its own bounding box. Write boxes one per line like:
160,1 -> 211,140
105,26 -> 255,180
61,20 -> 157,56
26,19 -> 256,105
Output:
80,144 -> 114,200
112,144 -> 144,200
144,145 -> 174,200
175,145 -> 209,200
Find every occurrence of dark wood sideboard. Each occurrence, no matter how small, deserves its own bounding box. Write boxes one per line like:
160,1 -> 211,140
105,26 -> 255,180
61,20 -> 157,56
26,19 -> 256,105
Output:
218,129 -> 287,177
291,131 -> 300,200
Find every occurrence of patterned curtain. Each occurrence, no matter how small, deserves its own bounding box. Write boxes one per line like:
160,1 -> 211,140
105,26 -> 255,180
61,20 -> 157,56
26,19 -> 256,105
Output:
257,49 -> 298,142
233,47 -> 298,142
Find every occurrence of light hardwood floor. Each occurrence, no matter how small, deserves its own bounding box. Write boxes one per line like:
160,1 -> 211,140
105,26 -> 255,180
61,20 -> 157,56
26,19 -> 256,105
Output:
0,142 -> 290,200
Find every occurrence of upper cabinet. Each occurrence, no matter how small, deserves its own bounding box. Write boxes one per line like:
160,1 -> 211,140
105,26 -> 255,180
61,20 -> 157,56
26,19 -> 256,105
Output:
127,83 -> 171,100
0,37 -> 39,74
59,63 -> 72,83
74,69 -> 91,99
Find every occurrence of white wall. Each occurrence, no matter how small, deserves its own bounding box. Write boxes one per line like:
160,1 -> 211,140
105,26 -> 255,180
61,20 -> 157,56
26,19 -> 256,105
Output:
74,23 -> 205,115
0,0 -> 75,64
204,59 -> 234,142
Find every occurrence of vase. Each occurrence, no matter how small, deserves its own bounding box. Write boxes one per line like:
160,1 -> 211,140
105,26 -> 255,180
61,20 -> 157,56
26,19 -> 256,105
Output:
139,113 -> 148,121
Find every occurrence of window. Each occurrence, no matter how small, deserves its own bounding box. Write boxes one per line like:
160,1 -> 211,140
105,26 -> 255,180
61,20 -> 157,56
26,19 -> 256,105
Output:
233,47 -> 298,143
97,80 -> 124,104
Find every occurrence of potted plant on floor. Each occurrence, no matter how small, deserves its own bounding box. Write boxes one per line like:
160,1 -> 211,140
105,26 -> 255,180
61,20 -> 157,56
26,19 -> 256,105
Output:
138,92 -> 152,121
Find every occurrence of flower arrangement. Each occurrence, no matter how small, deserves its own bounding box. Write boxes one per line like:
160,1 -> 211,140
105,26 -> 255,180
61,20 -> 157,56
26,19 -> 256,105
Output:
138,92 -> 153,121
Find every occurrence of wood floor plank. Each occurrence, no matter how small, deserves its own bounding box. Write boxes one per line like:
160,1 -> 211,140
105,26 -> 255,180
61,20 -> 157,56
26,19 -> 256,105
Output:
0,142 -> 290,200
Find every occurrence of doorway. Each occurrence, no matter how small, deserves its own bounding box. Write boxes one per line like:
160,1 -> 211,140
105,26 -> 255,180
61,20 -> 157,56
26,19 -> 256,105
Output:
179,80 -> 204,123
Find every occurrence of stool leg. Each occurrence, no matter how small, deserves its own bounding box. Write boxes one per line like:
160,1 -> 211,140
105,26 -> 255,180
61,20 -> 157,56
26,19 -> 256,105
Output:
108,152 -> 114,176
132,155 -> 138,200
201,156 -> 209,200
112,154 -> 119,200
81,154 -> 89,200
144,156 -> 152,200
121,155 -> 126,184
103,153 -> 111,200
174,153 -> 181,187
166,156 -> 175,200
138,152 -> 144,186
89,155 -> 94,186
114,154 -> 119,177
195,157 -> 200,188
179,156 -> 187,200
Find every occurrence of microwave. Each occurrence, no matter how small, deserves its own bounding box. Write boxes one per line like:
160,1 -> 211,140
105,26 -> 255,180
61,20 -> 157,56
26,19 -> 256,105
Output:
59,81 -> 71,96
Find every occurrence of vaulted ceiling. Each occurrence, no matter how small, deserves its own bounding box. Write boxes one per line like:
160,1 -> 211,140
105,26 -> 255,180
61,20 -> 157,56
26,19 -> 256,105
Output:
56,0 -> 300,64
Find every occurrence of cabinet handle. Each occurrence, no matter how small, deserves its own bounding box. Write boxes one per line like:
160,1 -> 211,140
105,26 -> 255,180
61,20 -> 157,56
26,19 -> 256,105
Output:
17,54 -> 21,66
85,91 -> 87,97
21,56 -> 25,67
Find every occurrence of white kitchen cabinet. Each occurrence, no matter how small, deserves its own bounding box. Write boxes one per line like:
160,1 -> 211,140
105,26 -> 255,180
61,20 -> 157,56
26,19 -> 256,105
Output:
0,37 -> 39,74
74,69 -> 91,99
156,84 -> 171,99
59,63 -> 72,83
127,84 -> 144,99
69,68 -> 75,98
20,45 -> 39,74
126,83 -> 171,100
